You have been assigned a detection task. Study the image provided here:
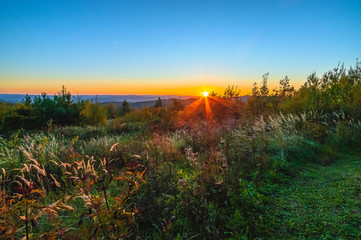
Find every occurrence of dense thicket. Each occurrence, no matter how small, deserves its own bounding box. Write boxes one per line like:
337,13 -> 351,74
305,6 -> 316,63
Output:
250,60 -> 361,118
0,87 -> 131,134
282,61 -> 361,118
0,87 -> 84,132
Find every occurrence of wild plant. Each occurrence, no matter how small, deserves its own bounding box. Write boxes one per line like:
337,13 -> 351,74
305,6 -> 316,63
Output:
0,138 -> 22,172
0,155 -> 73,240
0,168 -> 16,238
78,135 -> 126,158
202,144 -> 228,184
56,143 -> 146,239
266,113 -> 303,161
167,129 -> 191,151
146,134 -> 181,167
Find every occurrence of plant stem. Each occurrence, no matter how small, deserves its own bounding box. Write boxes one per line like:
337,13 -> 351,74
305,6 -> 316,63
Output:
103,189 -> 110,211
25,201 -> 29,240
88,191 -> 111,240
103,188 -> 118,238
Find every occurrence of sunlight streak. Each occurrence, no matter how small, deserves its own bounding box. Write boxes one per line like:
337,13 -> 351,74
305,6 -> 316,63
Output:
204,95 -> 213,126
208,96 -> 234,108
185,97 -> 204,112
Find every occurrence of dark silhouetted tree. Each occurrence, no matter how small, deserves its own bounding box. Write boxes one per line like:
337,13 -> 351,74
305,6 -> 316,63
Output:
279,76 -> 294,96
209,91 -> 219,98
121,99 -> 130,116
22,94 -> 32,106
260,73 -> 269,96
222,85 -> 241,98
252,82 -> 259,97
154,97 -> 162,108
105,103 -> 117,119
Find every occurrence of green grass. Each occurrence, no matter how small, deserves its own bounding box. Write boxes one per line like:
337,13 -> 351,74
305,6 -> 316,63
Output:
267,151 -> 361,239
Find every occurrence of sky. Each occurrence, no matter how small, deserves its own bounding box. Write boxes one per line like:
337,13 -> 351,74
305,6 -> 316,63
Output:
0,0 -> 360,96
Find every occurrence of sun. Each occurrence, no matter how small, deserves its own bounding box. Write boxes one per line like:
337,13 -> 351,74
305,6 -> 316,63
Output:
202,91 -> 209,97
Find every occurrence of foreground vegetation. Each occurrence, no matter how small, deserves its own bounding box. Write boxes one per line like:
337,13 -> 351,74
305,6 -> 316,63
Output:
1,61 -> 361,239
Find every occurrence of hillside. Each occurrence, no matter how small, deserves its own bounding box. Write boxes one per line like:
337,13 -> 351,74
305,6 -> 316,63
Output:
102,97 -> 198,109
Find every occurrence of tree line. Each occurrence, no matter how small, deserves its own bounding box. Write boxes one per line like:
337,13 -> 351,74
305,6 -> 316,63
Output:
0,86 -> 142,134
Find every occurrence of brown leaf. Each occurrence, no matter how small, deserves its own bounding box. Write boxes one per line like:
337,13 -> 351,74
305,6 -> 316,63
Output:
59,204 -> 75,211
114,176 -> 125,180
138,169 -> 146,178
30,189 -> 45,197
110,143 -> 119,152
33,211 -> 43,220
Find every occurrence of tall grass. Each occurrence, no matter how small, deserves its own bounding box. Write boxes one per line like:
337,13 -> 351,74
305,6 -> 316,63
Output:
1,108 -> 361,239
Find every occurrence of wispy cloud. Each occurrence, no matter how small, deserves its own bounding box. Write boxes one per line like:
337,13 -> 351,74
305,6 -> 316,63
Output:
113,41 -> 121,45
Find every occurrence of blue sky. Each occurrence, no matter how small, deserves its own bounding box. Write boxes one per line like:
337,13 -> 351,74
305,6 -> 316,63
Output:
0,0 -> 360,95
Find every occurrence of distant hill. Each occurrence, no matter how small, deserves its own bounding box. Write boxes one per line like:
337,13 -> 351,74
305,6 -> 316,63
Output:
236,95 -> 251,102
103,96 -> 251,109
0,94 -> 250,109
103,98 -> 198,109
0,94 -> 194,103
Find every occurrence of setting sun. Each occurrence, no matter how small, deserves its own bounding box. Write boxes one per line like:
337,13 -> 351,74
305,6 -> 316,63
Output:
202,91 -> 209,97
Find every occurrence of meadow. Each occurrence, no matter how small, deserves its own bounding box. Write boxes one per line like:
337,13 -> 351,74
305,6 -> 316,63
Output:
1,62 -> 361,239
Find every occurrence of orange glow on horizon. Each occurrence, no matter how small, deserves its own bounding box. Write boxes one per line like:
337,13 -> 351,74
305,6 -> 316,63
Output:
0,74 -> 304,96
0,75 -> 264,96
0,81 -> 231,96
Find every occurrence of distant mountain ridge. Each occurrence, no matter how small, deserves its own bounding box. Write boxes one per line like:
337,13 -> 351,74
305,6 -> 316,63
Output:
105,98 -> 198,109
0,94 -> 194,103
109,96 -> 250,109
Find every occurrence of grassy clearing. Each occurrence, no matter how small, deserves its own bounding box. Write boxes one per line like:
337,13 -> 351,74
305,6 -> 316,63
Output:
268,151 -> 361,239
1,62 -> 361,238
